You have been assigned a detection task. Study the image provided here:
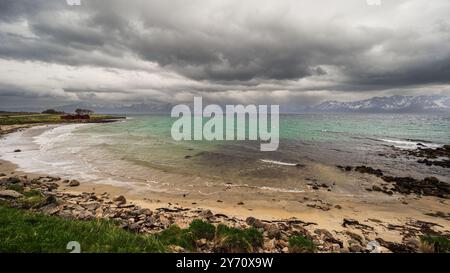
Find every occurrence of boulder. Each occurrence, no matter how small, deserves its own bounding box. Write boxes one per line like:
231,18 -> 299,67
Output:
349,243 -> 363,253
5,177 -> 21,184
0,189 -> 23,199
113,195 -> 126,205
245,216 -> 265,228
199,209 -> 214,219
372,185 -> 382,192
265,224 -> 281,239
68,180 -> 80,187
404,238 -> 421,250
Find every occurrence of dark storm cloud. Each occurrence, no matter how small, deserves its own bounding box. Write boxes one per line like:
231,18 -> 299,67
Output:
0,0 -> 449,108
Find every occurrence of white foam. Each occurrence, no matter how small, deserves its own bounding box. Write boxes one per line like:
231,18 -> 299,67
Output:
0,124 -> 127,187
260,159 -> 298,166
379,138 -> 442,150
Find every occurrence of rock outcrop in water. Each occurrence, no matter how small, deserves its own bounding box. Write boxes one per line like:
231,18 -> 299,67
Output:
338,165 -> 450,199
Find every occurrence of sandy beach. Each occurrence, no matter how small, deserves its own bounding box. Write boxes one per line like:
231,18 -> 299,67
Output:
1,123 -> 449,252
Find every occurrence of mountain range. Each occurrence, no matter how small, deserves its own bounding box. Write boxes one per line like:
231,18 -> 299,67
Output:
5,95 -> 448,114
310,95 -> 450,113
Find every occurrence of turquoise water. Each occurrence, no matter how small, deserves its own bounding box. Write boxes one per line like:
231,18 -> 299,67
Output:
74,113 -> 450,184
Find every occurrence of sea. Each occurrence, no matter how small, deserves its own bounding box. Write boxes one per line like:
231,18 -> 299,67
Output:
1,114 -> 449,195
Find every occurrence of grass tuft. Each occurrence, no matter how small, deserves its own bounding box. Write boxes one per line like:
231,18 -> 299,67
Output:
420,235 -> 450,253
215,224 -> 264,253
288,235 -> 316,253
189,219 -> 216,240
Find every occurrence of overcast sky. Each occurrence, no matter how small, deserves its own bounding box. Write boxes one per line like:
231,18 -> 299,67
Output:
0,0 -> 449,110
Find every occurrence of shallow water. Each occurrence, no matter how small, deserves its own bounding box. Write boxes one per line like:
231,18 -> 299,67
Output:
1,114 -> 449,195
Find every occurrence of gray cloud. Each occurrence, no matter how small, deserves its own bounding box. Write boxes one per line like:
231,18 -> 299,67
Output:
0,0 -> 449,109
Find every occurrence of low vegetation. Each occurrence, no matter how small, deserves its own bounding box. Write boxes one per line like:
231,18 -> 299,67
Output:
0,206 -> 166,253
215,224 -> 264,253
0,202 -> 265,253
0,113 -> 122,125
288,235 -> 316,253
420,235 -> 450,253
157,220 -> 264,253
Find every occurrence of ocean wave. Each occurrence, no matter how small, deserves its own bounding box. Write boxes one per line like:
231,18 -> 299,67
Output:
260,159 -> 298,166
378,138 -> 442,149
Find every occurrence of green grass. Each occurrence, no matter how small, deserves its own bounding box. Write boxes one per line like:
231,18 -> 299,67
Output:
157,220 -> 264,253
420,235 -> 450,253
0,113 -> 123,125
0,204 -> 265,253
288,235 -> 316,253
189,219 -> 216,240
216,224 -> 264,253
158,225 -> 196,250
0,206 -> 166,253
5,184 -> 24,192
4,184 -> 45,208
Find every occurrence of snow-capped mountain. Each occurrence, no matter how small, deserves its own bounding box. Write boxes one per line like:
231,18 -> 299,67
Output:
313,95 -> 450,113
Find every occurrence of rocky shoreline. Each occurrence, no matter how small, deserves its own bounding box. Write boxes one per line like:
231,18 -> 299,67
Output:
337,165 -> 450,198
1,173 -> 449,253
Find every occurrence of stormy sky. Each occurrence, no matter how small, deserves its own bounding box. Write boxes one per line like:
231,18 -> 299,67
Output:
0,0 -> 449,110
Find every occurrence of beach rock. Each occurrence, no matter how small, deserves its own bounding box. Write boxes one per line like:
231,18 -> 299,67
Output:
315,229 -> 343,247
376,238 -> 416,253
68,180 -> 80,187
266,224 -> 281,239
196,238 -> 207,247
159,214 -> 171,227
342,218 -> 373,231
82,201 -> 100,211
0,190 -> 23,199
39,203 -> 61,215
246,217 -> 265,229
2,176 -> 21,184
354,166 -> 383,177
382,176 -> 450,198
404,238 -> 421,250
14,149 -> 21,153
345,231 -> 364,245
35,195 -> 57,208
113,195 -> 126,205
0,173 -> 6,177
349,243 -> 363,253
127,223 -> 141,233
264,239 -> 277,252
168,245 -> 185,253
372,185 -> 382,192
45,182 -> 59,191
58,210 -> 76,220
199,209 -> 214,219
